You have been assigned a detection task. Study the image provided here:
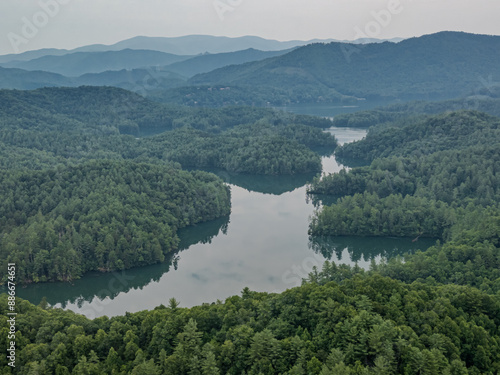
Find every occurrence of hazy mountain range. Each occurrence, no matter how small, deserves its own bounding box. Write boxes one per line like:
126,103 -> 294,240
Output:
0,48 -> 293,78
0,32 -> 498,105
0,47 -> 296,90
0,34 -> 404,64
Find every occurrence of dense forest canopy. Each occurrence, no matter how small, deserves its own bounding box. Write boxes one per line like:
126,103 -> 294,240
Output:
1,99 -> 499,373
0,160 -> 231,283
0,86 -> 335,175
295,104 -> 500,374
335,111 -> 500,163
310,111 -> 500,210
308,110 -> 500,237
310,144 -> 500,206
308,107 -> 500,284
0,86 -> 331,135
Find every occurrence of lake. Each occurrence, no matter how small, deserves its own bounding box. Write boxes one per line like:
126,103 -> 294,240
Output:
15,127 -> 436,318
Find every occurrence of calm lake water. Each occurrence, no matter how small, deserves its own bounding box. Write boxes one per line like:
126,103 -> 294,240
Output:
15,127 -> 436,318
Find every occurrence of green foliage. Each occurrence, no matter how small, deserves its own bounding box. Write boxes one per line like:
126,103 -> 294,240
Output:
2,270 -> 500,374
151,126 -> 326,175
0,86 -> 334,175
309,193 -> 456,239
2,52 -> 500,374
302,95 -> 500,375
309,144 -> 500,206
336,111 -> 500,163
0,160 -> 231,283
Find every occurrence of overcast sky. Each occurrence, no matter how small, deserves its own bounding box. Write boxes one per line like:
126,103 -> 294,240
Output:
1,0 -> 499,55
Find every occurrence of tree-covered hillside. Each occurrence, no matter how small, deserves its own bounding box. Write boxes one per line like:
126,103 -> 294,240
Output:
0,160 -> 231,283
0,86 -> 335,175
159,48 -> 292,78
309,144 -> 500,206
335,111 -> 500,162
0,86 -> 338,284
303,104 -> 500,371
0,86 -> 332,134
147,126 -> 325,175
0,66 -> 72,90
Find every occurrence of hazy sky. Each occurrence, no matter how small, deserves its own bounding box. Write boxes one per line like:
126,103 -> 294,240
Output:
1,0 -> 499,55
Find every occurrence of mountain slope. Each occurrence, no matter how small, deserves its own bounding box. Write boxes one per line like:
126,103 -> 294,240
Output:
76,68 -> 187,90
187,32 -> 500,102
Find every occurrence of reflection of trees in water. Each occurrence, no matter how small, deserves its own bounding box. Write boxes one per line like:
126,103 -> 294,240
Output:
177,216 -> 229,250
207,169 -> 318,195
15,216 -> 231,308
307,193 -> 341,209
308,235 -> 437,263
310,146 -> 335,157
334,156 -> 369,169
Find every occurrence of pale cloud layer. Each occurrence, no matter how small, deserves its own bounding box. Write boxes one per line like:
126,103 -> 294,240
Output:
1,0 -> 498,55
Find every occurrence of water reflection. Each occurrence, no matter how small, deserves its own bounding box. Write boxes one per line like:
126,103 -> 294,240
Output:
203,169 -> 319,195
16,216 -> 230,309
307,193 -> 343,209
309,236 -> 437,264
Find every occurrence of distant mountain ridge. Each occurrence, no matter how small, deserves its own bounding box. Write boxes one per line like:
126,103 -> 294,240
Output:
0,35 -> 404,64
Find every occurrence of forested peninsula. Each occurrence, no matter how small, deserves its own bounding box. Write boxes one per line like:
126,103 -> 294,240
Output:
0,161 -> 231,283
